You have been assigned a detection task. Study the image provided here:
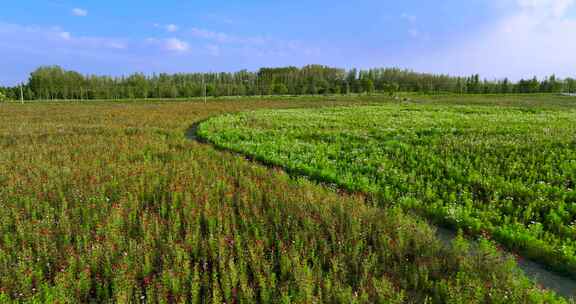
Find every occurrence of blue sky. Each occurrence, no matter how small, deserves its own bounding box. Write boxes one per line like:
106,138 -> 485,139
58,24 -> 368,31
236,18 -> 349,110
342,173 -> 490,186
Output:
1,0 -> 575,85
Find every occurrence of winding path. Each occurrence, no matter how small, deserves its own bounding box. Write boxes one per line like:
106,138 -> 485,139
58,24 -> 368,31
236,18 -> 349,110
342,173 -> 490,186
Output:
185,121 -> 576,299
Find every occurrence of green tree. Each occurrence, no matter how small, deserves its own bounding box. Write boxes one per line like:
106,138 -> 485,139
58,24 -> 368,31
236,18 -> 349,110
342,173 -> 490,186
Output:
384,83 -> 399,96
15,64 -> 576,100
272,83 -> 289,95
206,84 -> 216,97
500,78 -> 511,94
361,78 -> 375,95
316,79 -> 330,95
549,75 -> 563,93
0,91 -> 6,102
566,78 -> 576,93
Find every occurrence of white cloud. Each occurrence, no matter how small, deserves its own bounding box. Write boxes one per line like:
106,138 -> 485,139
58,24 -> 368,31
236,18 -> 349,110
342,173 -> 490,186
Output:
71,8 -> 88,17
412,0 -> 576,79
61,32 -> 127,50
164,38 -> 189,52
517,0 -> 574,17
189,27 -> 234,43
0,21 -> 327,85
165,24 -> 179,32
155,23 -> 180,33
0,22 -> 127,51
59,31 -> 72,40
147,38 -> 190,52
189,27 -> 266,45
400,13 -> 429,40
186,27 -> 320,58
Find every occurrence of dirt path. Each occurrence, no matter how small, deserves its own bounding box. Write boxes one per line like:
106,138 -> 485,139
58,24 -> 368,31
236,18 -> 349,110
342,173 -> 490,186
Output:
186,122 -> 576,300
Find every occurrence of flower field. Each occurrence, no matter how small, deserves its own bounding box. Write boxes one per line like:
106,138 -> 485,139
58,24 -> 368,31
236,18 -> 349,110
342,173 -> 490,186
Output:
198,99 -> 576,280
0,96 -> 571,303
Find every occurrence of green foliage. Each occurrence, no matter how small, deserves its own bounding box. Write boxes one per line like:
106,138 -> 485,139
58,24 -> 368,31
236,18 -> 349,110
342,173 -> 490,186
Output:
361,78 -> 375,94
0,90 -> 6,102
8,65 -> 576,100
272,83 -> 289,95
0,98 -> 567,303
199,101 -> 576,279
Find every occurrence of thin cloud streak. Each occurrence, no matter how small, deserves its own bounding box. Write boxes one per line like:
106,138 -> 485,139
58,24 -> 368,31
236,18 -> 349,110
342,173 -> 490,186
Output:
71,8 -> 88,17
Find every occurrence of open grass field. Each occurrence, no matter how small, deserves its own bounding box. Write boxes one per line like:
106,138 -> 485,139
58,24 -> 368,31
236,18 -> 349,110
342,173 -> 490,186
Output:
0,95 -> 573,303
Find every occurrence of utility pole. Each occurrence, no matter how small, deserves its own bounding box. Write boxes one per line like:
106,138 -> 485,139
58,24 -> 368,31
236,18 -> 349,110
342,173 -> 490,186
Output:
202,74 -> 207,104
20,84 -> 24,104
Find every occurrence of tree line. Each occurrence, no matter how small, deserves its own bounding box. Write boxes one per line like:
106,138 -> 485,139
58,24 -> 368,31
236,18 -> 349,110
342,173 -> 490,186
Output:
1,65 -> 575,100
